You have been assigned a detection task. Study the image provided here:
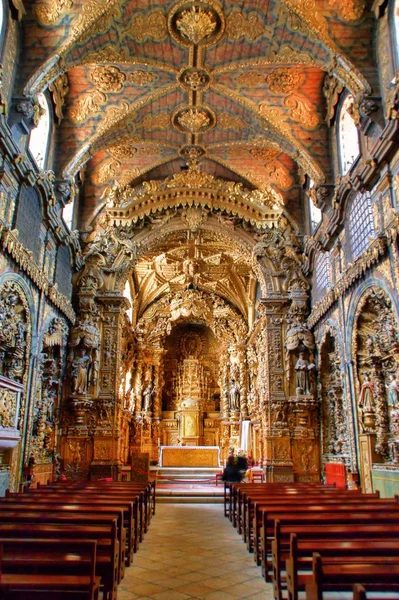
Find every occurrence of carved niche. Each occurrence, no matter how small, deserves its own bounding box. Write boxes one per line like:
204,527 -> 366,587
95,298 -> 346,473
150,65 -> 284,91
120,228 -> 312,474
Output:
319,331 -> 350,462
30,318 -> 69,463
352,287 -> 399,462
0,281 -> 30,382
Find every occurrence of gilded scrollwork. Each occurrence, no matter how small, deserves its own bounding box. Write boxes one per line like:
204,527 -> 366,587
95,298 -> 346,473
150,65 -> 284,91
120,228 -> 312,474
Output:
90,66 -> 126,93
0,281 -> 30,382
34,0 -> 73,25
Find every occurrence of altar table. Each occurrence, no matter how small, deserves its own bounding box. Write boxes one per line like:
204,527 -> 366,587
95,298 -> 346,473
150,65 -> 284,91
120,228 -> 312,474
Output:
159,446 -> 221,467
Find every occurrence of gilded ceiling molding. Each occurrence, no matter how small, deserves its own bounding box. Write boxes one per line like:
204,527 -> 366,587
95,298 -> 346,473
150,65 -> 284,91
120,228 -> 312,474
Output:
105,155 -> 180,189
328,0 -> 366,22
129,71 -> 158,86
139,113 -> 171,131
108,145 -> 137,160
63,0 -> 122,52
280,0 -> 371,96
284,94 -> 320,129
213,83 -> 325,184
281,0 -> 334,48
123,10 -> 168,42
101,170 -> 283,230
90,65 -> 126,93
168,0 -> 225,47
69,90 -> 107,123
217,112 -> 246,131
88,83 -> 178,148
225,11 -> 274,43
49,73 -> 69,124
213,51 -> 321,76
266,67 -> 305,94
92,159 -> 121,185
23,0 -> 121,95
34,0 -> 73,26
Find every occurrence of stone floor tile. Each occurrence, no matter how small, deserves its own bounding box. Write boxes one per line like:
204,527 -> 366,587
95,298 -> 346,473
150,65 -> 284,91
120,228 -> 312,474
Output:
174,582 -> 215,597
121,503 -> 273,600
151,591 -> 192,600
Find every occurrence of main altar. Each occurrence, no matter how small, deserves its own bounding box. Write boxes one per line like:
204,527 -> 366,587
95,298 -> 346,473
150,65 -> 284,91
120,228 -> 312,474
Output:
159,446 -> 221,467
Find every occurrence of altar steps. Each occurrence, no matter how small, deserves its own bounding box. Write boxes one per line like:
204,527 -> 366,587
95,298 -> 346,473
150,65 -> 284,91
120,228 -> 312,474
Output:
151,467 -> 224,503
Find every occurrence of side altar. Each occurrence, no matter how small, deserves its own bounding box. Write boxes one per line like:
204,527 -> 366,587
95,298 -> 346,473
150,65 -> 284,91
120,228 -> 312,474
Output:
159,446 -> 221,467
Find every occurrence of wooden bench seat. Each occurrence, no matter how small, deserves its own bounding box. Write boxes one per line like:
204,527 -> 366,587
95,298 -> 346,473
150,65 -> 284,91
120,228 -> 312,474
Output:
258,509 -> 399,577
286,535 -> 399,600
23,486 -> 148,543
0,510 -> 125,586
235,486 -> 363,530
0,496 -> 136,564
305,553 -> 399,600
0,538 -> 101,600
245,493 -> 386,546
0,522 -> 118,600
271,521 -> 399,600
226,483 -> 344,523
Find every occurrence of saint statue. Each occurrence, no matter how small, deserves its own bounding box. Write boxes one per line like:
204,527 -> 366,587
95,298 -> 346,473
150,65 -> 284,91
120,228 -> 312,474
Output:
387,373 -> 399,408
143,383 -> 154,413
295,352 -> 309,394
71,349 -> 90,395
229,380 -> 240,411
359,373 -> 375,412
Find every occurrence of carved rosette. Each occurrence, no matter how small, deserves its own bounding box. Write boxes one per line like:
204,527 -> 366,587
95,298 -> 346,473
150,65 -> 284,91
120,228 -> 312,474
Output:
168,1 -> 225,47
172,106 -> 216,134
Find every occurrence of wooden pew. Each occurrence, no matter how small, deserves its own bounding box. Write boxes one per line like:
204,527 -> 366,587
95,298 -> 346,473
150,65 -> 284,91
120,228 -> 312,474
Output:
0,538 -> 101,600
305,552 -> 399,600
0,510 -> 125,584
0,522 -> 118,600
286,535 -> 399,600
258,508 -> 399,578
24,485 -> 148,543
272,521 -> 399,600
245,492 -> 384,546
0,495 -> 137,562
227,483 -> 341,525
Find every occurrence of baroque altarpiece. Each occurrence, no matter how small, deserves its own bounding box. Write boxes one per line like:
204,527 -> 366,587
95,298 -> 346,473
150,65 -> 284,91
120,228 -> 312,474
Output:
0,0 -> 398,494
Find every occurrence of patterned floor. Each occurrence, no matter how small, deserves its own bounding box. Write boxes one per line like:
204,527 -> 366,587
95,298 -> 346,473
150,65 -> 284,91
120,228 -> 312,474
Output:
118,503 -> 274,600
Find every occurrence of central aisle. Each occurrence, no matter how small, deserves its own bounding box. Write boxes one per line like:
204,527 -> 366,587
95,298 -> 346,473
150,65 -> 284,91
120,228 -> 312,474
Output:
119,504 -> 274,600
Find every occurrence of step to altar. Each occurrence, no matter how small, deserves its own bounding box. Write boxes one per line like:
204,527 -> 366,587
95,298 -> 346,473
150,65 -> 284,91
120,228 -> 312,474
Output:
150,466 -> 222,484
150,466 -> 224,503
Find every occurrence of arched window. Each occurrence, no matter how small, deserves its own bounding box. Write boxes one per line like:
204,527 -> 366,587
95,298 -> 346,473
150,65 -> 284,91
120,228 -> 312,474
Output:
312,251 -> 330,304
392,0 -> 399,66
348,191 -> 375,259
309,199 -> 322,233
0,2 -> 4,40
28,92 -> 51,169
123,279 -> 133,322
338,94 -> 360,175
62,199 -> 75,230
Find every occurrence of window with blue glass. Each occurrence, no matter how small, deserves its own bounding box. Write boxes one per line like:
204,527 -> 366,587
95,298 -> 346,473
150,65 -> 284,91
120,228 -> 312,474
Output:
348,191 -> 375,259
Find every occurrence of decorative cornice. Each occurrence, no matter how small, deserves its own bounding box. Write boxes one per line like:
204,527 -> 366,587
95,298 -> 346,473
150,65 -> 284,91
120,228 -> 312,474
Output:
308,230 -> 394,329
0,224 -> 76,323
104,171 -> 283,229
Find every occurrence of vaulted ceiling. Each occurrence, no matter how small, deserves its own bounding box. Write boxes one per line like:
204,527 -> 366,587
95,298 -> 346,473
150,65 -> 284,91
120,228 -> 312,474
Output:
21,0 -> 376,229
